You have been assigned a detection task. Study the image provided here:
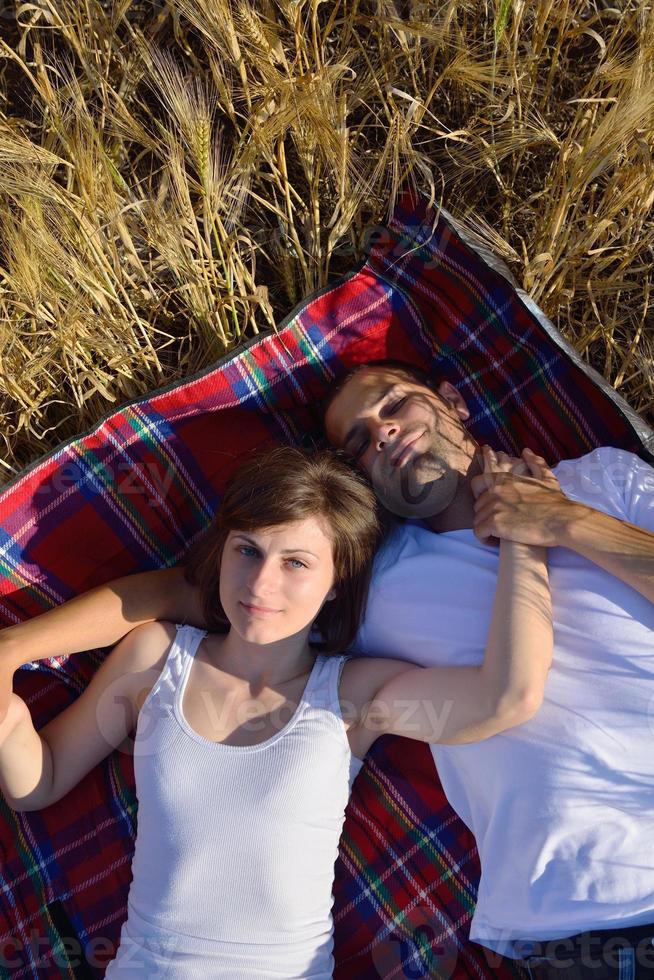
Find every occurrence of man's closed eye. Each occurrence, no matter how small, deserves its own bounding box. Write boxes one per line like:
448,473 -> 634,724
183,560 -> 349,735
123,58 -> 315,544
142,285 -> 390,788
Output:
348,396 -> 407,459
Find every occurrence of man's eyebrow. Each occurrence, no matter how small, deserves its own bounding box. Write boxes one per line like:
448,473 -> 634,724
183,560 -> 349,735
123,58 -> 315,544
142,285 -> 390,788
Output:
232,533 -> 318,558
343,384 -> 397,448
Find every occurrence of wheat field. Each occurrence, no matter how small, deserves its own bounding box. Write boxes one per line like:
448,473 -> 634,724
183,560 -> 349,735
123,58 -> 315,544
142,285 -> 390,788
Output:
0,0 -> 652,482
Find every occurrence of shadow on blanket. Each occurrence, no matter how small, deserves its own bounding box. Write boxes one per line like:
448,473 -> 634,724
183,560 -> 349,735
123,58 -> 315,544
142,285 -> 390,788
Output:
0,189 -> 652,979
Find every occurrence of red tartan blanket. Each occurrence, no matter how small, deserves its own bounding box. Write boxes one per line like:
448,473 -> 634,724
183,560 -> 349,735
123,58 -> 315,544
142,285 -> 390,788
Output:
0,190 -> 651,979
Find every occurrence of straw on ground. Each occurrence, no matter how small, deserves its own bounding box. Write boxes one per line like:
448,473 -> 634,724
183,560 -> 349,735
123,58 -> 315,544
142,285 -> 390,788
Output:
0,0 -> 652,480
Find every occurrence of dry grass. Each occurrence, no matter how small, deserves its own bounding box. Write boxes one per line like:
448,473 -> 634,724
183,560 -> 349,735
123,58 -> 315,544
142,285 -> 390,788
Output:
0,0 -> 652,481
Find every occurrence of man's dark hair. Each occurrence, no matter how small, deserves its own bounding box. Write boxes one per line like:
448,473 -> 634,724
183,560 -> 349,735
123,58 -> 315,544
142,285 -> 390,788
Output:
319,358 -> 439,423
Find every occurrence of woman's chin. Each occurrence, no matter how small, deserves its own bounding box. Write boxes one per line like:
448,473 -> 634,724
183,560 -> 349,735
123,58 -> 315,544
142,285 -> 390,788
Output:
233,617 -> 293,646
238,622 -> 283,643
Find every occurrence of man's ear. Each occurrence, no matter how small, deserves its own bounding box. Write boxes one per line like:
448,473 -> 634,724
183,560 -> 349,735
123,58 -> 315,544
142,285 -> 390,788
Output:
436,381 -> 470,421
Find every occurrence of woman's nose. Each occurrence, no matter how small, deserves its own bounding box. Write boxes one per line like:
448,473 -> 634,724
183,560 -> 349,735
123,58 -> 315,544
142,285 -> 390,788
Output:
247,557 -> 279,596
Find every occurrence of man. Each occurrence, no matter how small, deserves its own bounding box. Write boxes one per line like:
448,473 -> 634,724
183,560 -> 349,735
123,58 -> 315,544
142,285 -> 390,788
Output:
2,360 -> 654,978
322,360 -> 654,978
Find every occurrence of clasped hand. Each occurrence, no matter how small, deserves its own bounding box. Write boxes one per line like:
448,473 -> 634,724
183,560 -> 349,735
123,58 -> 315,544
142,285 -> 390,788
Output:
471,447 -> 573,547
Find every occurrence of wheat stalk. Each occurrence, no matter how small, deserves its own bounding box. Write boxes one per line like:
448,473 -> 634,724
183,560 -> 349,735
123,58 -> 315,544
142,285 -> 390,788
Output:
0,0 -> 652,479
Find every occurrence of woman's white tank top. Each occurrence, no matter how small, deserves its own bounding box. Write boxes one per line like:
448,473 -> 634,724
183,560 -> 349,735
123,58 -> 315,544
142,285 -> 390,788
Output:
104,624 -> 363,979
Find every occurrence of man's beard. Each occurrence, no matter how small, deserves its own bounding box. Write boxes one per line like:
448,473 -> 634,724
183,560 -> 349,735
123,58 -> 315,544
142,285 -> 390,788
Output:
370,447 -> 459,518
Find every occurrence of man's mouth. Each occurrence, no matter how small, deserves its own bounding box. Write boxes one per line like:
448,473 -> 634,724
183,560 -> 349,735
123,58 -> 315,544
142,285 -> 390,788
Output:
390,431 -> 424,468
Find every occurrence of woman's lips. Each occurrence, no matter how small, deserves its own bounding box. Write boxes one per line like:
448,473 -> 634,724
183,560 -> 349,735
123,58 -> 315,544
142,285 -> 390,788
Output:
239,601 -> 280,617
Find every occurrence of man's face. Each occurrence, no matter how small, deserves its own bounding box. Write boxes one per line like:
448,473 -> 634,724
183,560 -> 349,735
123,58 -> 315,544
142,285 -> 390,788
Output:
324,367 -> 474,518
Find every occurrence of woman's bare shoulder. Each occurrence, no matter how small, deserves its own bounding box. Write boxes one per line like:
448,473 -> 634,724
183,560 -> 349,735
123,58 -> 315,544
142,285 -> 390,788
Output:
121,620 -> 178,674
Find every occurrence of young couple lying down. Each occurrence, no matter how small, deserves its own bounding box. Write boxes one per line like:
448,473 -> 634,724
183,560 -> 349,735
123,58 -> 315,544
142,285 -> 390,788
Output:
1,360 -> 653,980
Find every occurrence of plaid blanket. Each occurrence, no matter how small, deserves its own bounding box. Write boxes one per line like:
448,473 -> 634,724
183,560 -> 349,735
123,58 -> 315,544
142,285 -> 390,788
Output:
0,190 -> 651,980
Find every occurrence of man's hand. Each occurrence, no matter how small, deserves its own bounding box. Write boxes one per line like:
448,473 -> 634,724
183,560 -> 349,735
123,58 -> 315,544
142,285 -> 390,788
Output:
471,448 -> 530,501
470,448 -> 532,546
471,448 -> 579,547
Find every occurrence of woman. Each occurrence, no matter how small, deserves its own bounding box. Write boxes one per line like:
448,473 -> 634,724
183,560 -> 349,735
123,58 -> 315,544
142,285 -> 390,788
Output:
0,445 -> 552,979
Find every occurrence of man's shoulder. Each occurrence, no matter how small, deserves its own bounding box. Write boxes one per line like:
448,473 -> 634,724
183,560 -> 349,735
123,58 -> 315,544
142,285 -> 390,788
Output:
554,446 -> 650,485
553,446 -> 653,517
367,519 -> 428,586
377,518 -> 418,551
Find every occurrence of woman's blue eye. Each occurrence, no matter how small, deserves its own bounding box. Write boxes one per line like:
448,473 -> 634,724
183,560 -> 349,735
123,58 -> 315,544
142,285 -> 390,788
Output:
237,546 -> 305,569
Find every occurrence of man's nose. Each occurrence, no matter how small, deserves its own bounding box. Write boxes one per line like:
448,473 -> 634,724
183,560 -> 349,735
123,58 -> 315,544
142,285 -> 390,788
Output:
371,420 -> 399,452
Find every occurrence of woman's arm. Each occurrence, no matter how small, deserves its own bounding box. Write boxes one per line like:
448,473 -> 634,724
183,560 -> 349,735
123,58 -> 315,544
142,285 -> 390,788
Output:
0,567 -> 204,666
0,567 -> 205,723
347,449 -> 553,755
0,694 -> 55,812
0,621 -> 175,811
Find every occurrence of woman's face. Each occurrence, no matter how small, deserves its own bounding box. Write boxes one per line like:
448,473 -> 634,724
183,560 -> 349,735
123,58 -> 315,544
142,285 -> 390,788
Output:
219,516 -> 337,646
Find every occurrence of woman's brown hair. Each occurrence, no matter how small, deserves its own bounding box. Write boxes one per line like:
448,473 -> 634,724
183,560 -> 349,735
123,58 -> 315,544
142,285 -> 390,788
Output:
183,445 -> 381,653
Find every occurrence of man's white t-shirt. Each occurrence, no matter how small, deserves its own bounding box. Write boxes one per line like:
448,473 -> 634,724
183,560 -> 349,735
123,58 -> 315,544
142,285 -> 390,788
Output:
351,447 -> 654,958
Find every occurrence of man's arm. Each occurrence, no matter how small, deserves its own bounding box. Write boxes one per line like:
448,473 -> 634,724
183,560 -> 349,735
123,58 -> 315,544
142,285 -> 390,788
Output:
556,507 -> 654,604
471,449 -> 654,605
